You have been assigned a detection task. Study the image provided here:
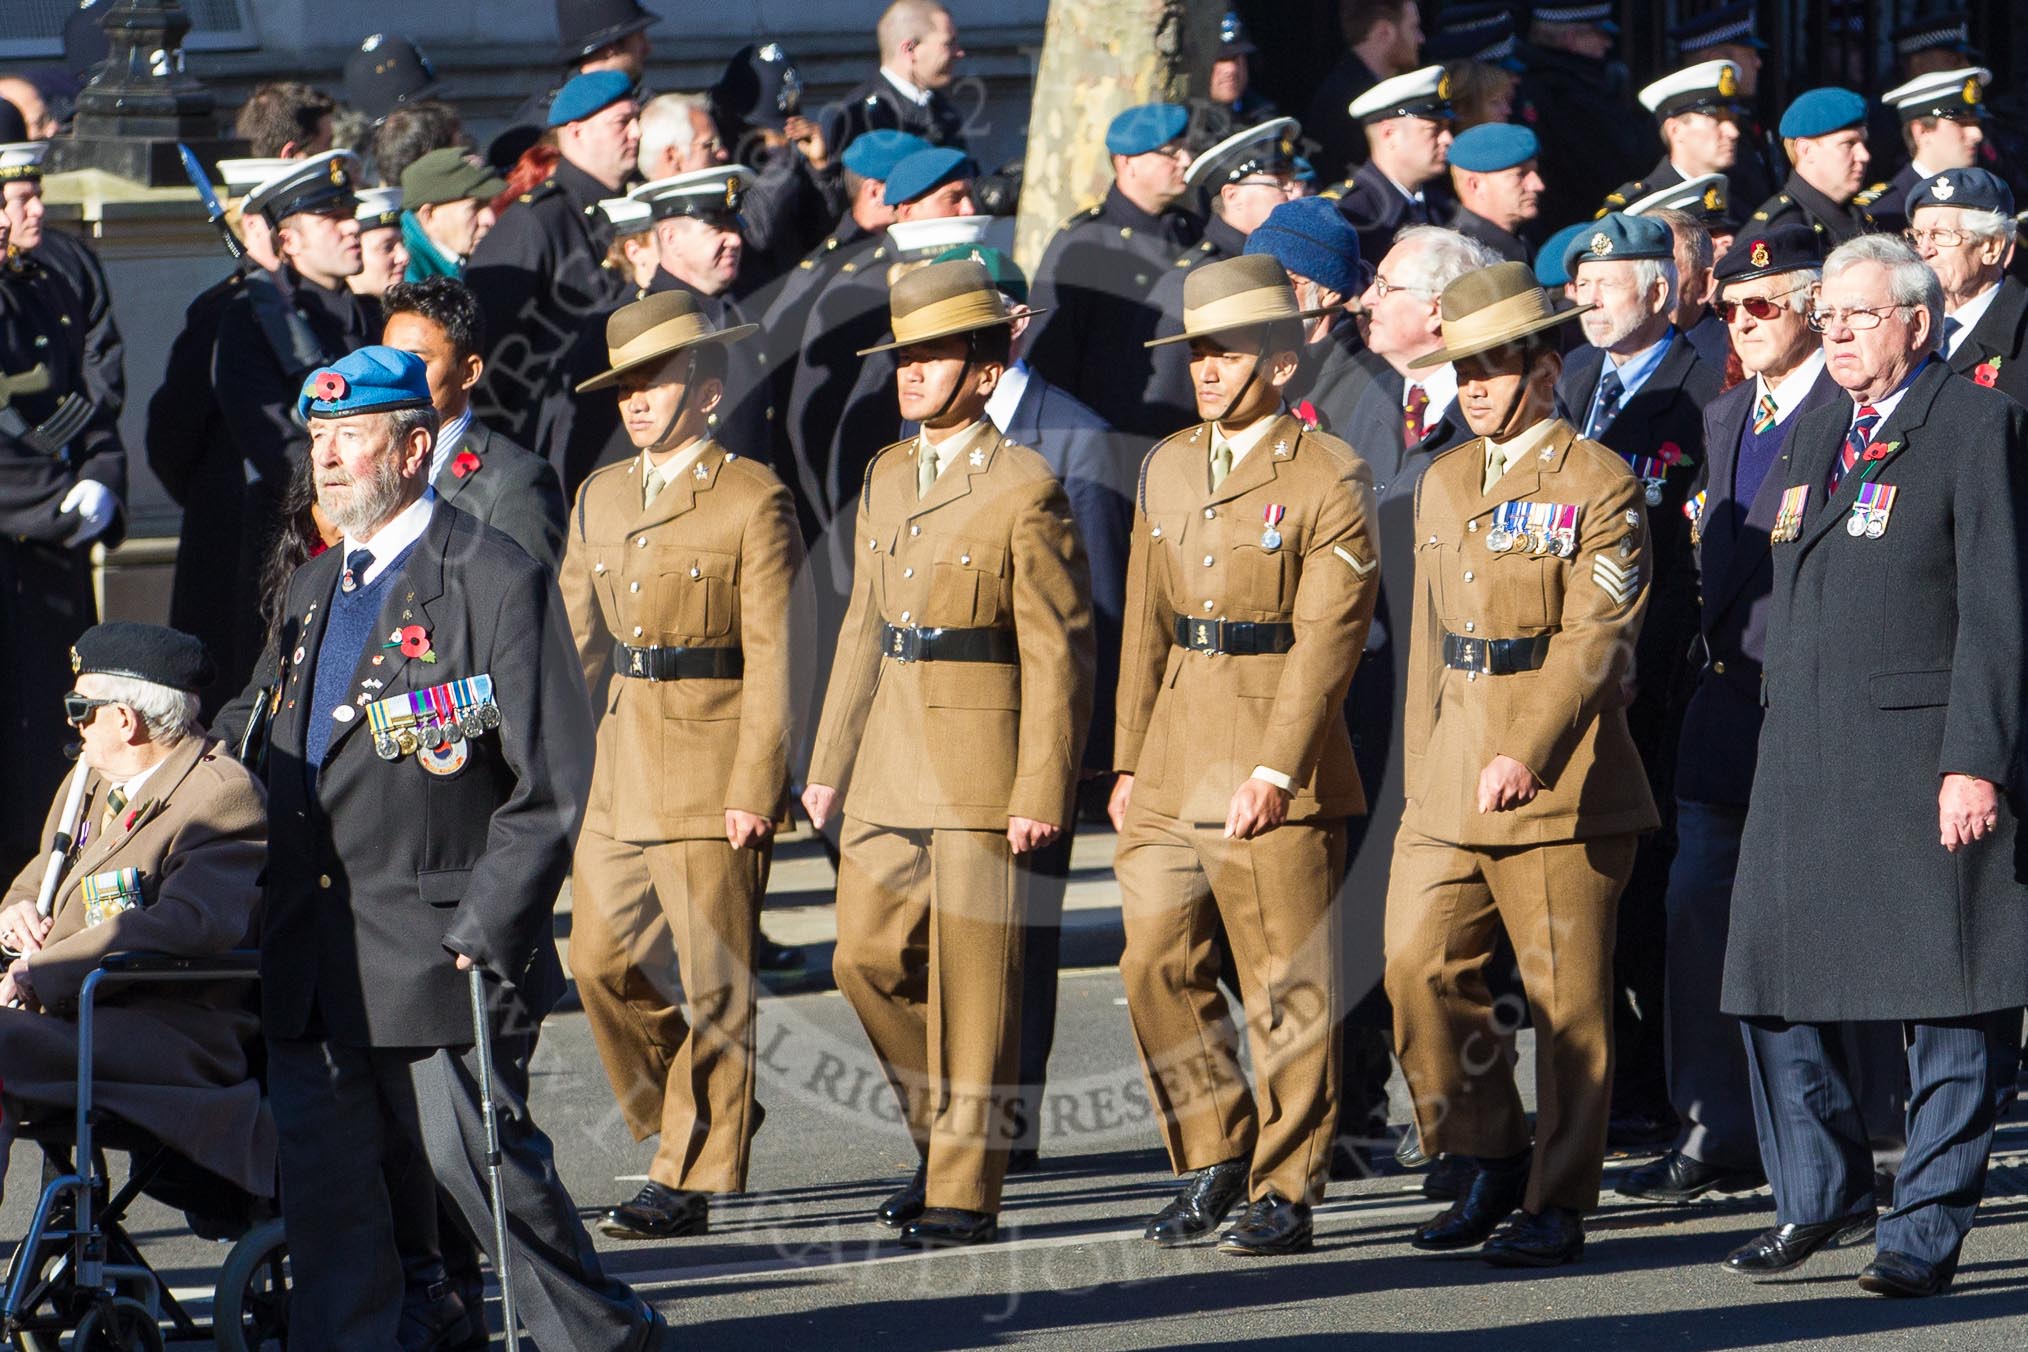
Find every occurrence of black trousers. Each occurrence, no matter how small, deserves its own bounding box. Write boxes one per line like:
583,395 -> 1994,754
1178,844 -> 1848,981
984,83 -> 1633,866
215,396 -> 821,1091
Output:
270,1032 -> 650,1351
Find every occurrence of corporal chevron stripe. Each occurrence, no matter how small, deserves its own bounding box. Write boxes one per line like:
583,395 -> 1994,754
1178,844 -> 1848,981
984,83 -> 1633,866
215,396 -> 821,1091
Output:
1334,545 -> 1377,577
1593,554 -> 1639,606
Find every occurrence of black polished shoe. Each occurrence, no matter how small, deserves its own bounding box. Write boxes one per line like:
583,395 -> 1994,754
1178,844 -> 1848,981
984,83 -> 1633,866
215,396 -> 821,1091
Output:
876,1166 -> 928,1228
757,932 -> 805,973
1617,1150 -> 1766,1203
1423,1153 -> 1475,1201
1216,1193 -> 1313,1256
398,1280 -> 485,1352
1144,1158 -> 1250,1248
1410,1156 -> 1529,1251
598,1182 -> 709,1239
1482,1206 -> 1584,1267
898,1207 -> 996,1249
1723,1213 -> 1877,1278
1857,1249 -> 1955,1298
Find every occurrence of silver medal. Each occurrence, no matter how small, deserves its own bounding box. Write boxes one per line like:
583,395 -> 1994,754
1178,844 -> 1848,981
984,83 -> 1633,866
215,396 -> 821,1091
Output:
1260,528 -> 1282,551
1846,511 -> 1866,537
1486,527 -> 1512,552
1865,516 -> 1885,540
1643,480 -> 1664,507
479,702 -> 502,730
374,732 -> 400,761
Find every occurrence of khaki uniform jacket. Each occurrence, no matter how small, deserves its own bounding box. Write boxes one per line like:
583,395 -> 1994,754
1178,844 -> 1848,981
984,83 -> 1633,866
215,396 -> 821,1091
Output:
560,441 -> 804,843
1403,419 -> 1660,846
807,425 -> 1095,831
1116,414 -> 1381,824
0,732 -> 273,1194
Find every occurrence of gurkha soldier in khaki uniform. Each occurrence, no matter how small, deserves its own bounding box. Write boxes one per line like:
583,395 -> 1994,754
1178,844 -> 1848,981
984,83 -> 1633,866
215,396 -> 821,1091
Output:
1384,262 -> 1659,1269
1111,254 -> 1381,1258
559,290 -> 803,1239
803,259 -> 1094,1250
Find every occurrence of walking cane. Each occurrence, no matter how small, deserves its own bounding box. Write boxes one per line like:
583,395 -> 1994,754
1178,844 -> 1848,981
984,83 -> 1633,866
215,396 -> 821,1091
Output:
33,754 -> 91,921
468,966 -> 522,1351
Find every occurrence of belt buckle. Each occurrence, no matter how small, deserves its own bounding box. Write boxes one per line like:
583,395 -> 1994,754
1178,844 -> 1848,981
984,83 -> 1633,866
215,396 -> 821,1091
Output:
887,625 -> 922,663
1197,617 -> 1224,656
633,645 -> 662,683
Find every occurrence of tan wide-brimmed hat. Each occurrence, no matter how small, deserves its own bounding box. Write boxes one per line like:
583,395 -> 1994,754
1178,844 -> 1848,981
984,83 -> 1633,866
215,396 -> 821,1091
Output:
1143,253 -> 1334,348
855,258 -> 1046,356
1409,260 -> 1591,370
576,290 -> 756,393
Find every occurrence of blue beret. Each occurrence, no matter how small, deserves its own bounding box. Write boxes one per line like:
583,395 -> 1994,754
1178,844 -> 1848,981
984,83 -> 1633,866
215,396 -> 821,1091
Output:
1243,197 -> 1363,299
1563,211 -> 1673,274
1448,123 -> 1539,173
547,70 -> 634,128
298,346 -> 435,422
841,129 -> 930,182
882,146 -> 979,206
1534,222 -> 1592,287
1778,86 -> 1868,139
1105,102 -> 1189,157
1908,166 -> 2014,218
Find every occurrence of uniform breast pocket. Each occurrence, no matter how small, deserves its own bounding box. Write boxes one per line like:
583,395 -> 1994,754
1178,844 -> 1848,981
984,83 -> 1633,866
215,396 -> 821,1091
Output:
926,540 -> 1007,627
1487,548 -> 1556,630
657,548 -> 738,640
1227,534 -> 1298,612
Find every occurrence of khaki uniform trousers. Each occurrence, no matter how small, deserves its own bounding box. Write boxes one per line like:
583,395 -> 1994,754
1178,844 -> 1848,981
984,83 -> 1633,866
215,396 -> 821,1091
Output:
569,826 -> 767,1194
1383,826 -> 1639,1214
1115,803 -> 1344,1206
830,817 -> 1027,1215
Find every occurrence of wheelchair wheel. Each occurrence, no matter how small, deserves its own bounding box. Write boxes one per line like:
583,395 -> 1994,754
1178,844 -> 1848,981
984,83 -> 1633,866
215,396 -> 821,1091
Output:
210,1217 -> 289,1351
70,1297 -> 165,1351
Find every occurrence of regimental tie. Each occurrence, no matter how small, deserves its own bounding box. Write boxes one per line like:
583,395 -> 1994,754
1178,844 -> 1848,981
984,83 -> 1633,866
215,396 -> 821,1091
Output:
1752,391 -> 1778,435
1403,382 -> 1429,447
1586,367 -> 1623,439
341,548 -> 374,593
101,786 -> 127,836
1829,404 -> 1879,495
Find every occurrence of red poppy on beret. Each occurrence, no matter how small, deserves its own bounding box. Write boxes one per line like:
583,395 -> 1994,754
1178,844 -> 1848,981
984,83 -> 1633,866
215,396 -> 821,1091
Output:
313,371 -> 349,402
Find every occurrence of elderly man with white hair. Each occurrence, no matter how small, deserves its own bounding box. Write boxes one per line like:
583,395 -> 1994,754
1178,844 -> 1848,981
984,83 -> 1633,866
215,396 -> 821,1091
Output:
1903,166 -> 2028,407
0,622 -> 271,1212
1721,233 -> 2028,1297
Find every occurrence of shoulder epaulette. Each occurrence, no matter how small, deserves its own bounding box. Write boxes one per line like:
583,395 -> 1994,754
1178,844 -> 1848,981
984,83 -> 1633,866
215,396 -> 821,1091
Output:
1319,178 -> 1353,202
1056,203 -> 1103,232
1851,182 -> 1890,207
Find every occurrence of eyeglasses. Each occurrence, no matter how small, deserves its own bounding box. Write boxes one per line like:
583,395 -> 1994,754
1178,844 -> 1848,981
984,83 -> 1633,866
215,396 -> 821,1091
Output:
1807,304 -> 1908,333
1904,227 -> 1973,249
63,692 -> 118,727
1715,285 -> 1810,323
1369,272 -> 1435,301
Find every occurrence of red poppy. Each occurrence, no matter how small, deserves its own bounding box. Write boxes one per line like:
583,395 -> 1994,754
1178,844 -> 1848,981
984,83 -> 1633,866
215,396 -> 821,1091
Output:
312,371 -> 349,402
1863,440 -> 1895,462
397,624 -> 431,659
1656,440 -> 1683,465
1975,359 -> 2002,388
451,449 -> 483,479
1293,400 -> 1320,429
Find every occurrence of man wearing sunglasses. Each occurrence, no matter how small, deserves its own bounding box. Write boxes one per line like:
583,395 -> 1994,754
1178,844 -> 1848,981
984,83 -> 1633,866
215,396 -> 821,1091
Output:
1905,168 -> 2028,408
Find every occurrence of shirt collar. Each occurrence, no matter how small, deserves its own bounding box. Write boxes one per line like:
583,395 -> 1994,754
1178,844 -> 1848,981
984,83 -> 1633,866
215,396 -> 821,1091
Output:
114,758 -> 167,802
642,439 -> 712,501
341,488 -> 435,588
985,359 -> 1031,433
880,67 -> 933,106
917,418 -> 992,478
430,409 -> 473,482
1378,166 -> 1423,204
1756,349 -> 1826,424
1210,413 -> 1280,468
1851,356 -> 1932,425
1945,279 -> 2002,357
1604,327 -> 1675,396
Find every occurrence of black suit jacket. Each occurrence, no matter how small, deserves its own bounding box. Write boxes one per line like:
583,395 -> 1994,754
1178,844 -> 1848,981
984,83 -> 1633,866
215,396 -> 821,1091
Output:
254,503 -> 594,1047
432,418 -> 567,572
1947,275 -> 2028,410
819,72 -> 968,159
1676,362 -> 1844,806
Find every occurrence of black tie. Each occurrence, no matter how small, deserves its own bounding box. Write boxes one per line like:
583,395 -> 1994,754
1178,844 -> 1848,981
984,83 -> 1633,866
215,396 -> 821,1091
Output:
342,548 -> 374,593
1587,368 -> 1623,439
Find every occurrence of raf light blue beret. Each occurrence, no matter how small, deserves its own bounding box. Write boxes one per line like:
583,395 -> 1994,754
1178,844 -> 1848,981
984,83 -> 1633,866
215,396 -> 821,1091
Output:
882,146 -> 979,207
1105,102 -> 1189,157
1778,86 -> 1868,139
1243,197 -> 1364,299
1563,211 -> 1673,275
1534,222 -> 1592,287
841,129 -> 930,182
1448,122 -> 1539,173
298,346 -> 435,422
1908,166 -> 2014,217
547,69 -> 635,128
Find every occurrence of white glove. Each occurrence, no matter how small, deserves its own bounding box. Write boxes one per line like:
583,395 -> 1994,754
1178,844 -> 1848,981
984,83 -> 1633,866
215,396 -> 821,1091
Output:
59,479 -> 117,547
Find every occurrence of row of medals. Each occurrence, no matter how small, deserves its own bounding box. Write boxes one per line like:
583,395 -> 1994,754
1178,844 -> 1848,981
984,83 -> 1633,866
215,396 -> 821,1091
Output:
1485,526 -> 1575,557
373,701 -> 501,762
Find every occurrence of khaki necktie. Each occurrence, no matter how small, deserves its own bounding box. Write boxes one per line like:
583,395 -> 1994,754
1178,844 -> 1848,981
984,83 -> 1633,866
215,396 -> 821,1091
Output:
1210,436 -> 1234,491
643,462 -> 667,508
918,441 -> 940,499
1482,440 -> 1510,494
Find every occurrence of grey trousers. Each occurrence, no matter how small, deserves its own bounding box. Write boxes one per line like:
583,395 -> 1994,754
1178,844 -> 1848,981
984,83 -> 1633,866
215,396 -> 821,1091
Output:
270,1034 -> 651,1352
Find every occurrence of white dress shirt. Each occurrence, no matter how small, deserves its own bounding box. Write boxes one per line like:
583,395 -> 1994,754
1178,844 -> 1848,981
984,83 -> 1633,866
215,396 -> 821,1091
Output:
341,489 -> 436,587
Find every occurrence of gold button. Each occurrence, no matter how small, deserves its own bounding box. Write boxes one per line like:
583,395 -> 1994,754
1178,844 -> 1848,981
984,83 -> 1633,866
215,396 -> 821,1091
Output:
318,874 -> 332,889
1713,660 -> 1727,675
1463,570 -> 1475,582
629,581 -> 640,593
903,567 -> 914,578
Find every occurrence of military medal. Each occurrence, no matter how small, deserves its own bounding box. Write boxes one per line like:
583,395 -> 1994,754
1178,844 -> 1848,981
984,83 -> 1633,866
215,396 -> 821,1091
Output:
1685,490 -> 1707,547
1771,485 -> 1809,543
1549,504 -> 1580,557
1848,481 -> 1897,539
373,732 -> 400,761
1261,504 -> 1285,551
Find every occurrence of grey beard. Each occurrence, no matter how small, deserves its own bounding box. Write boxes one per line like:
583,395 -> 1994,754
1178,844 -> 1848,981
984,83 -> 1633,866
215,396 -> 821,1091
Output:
318,456 -> 408,538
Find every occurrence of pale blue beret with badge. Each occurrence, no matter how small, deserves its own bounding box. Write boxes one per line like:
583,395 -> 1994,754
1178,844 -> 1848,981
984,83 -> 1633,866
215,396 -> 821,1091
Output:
1563,211 -> 1673,275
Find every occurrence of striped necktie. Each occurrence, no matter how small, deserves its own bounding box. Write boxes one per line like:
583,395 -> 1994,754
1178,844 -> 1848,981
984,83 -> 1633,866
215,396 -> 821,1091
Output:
1752,391 -> 1778,435
1830,405 -> 1880,494
1587,367 -> 1623,439
101,786 -> 127,836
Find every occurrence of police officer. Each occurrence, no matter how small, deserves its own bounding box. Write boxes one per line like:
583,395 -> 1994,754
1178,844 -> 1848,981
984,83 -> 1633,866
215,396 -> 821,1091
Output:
1747,87 -> 1882,247
1867,66 -> 1991,234
1025,103 -> 1201,439
1111,254 -> 1379,1256
1206,10 -> 1279,133
559,290 -> 802,1239
467,70 -> 639,496
1602,61 -> 1746,219
1668,4 -> 1783,211
1329,66 -> 1456,270
713,42 -> 837,293
1386,260 -> 1656,1268
1447,122 -> 1542,265
342,33 -> 447,127
802,259 -> 1094,1249
820,0 -> 969,159
0,190 -> 121,869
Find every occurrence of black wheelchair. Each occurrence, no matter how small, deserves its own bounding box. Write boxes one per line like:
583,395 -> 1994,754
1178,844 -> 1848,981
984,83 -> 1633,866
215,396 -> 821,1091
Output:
2,952 -> 290,1350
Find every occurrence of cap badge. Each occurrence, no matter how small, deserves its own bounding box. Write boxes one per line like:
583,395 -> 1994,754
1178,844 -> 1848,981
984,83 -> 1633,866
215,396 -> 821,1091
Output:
1965,77 -> 1982,106
1717,66 -> 1738,98
1749,239 -> 1770,268
725,180 -> 741,210
1932,176 -> 1954,200
1703,186 -> 1721,210
759,42 -> 784,62
329,160 -> 347,186
1437,72 -> 1453,101
1590,232 -> 1614,257
69,645 -> 80,675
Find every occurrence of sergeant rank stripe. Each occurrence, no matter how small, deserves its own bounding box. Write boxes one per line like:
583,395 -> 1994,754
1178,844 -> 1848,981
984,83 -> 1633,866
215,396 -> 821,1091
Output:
1592,553 -> 1639,607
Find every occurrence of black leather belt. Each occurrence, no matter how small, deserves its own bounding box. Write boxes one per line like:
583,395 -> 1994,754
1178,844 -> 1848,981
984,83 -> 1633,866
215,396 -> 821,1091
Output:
1442,631 -> 1552,675
611,642 -> 744,680
1173,616 -> 1297,655
879,624 -> 1017,664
